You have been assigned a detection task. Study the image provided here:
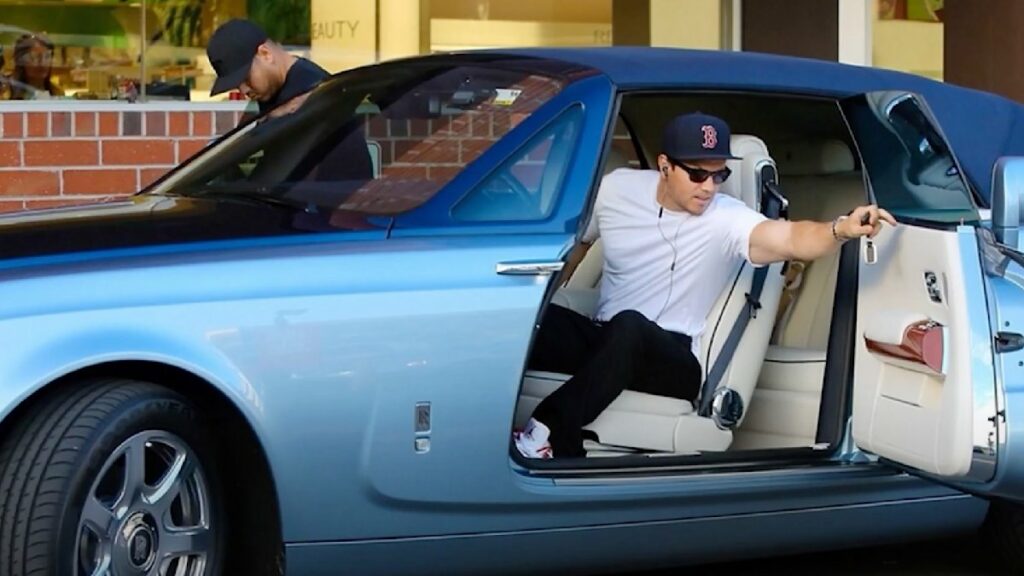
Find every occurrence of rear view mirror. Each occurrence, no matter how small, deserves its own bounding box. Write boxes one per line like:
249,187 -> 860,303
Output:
991,157 -> 1024,249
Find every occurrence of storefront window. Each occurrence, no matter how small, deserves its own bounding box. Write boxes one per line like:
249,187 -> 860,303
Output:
874,0 -> 944,80
1,0 -> 727,105
429,0 -> 612,52
1,2 -> 147,101
0,0 -> 306,103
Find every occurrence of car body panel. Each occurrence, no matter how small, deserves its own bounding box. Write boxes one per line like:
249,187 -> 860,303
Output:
976,250 -> 1024,501
0,233 -> 577,541
287,492 -> 985,576
0,194 -> 378,262
0,237 -> 984,544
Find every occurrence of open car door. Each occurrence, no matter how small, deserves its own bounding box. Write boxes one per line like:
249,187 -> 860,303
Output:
843,91 -> 1022,502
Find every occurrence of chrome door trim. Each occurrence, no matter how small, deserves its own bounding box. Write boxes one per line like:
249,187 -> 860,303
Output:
496,260 -> 565,276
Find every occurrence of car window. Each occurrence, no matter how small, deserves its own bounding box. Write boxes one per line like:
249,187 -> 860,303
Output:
608,115 -> 642,170
150,60 -> 586,229
451,105 -> 583,222
843,92 -> 978,224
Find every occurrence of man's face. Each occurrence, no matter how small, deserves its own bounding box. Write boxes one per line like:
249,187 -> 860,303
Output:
660,155 -> 729,215
238,45 -> 282,102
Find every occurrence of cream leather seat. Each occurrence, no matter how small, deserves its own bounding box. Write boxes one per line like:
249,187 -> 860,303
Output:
773,140 -> 862,349
515,135 -> 785,454
733,139 -> 864,450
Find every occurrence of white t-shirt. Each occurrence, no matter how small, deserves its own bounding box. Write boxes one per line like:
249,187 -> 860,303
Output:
583,168 -> 766,356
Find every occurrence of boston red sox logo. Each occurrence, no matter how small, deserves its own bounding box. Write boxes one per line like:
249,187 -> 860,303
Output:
701,125 -> 718,149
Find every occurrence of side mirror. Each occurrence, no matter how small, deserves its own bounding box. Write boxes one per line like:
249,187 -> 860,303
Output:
991,157 -> 1024,248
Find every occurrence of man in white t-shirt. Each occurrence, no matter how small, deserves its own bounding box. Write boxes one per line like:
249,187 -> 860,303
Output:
515,112 -> 896,459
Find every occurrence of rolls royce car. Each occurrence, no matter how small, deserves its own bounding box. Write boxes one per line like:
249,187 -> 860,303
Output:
2,47 -> 1024,576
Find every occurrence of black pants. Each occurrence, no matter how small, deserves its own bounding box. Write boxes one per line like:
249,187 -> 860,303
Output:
528,305 -> 703,458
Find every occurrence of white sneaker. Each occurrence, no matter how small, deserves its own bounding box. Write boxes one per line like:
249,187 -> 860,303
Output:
513,418 -> 553,459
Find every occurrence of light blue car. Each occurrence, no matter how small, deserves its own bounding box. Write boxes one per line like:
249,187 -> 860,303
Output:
3,48 -> 1024,576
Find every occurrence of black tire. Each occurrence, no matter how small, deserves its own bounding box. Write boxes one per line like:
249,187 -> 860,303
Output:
986,499 -> 1024,575
0,379 -> 225,576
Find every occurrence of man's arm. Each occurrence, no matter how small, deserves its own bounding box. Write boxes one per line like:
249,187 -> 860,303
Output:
263,91 -> 312,119
560,241 -> 594,287
748,204 -> 897,265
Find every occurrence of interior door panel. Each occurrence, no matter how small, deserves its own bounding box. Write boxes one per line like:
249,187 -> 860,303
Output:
853,224 -> 987,477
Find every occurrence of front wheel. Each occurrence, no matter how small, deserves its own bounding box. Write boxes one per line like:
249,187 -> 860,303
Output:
0,379 -> 225,576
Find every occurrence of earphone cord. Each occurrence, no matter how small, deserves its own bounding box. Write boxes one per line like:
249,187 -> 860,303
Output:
655,207 -> 682,323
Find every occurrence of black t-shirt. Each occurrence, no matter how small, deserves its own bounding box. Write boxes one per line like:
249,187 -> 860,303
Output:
262,58 -> 374,183
259,57 -> 328,115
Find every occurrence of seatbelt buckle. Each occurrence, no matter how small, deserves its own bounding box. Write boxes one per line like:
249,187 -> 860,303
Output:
711,387 -> 745,430
744,292 -> 762,319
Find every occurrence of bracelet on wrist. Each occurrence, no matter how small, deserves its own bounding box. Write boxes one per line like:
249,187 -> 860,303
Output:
831,215 -> 849,242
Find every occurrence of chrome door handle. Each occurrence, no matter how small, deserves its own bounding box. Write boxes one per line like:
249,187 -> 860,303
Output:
496,260 -> 564,276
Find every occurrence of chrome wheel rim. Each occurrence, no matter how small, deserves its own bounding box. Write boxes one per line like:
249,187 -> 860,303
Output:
76,430 -> 213,576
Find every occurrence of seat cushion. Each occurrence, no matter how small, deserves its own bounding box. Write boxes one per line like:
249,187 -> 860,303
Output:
732,345 -> 826,450
589,409 -> 731,453
519,374 -> 735,455
521,372 -> 694,417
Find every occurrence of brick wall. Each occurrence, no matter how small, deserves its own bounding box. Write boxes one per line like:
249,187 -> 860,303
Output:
0,102 -> 249,213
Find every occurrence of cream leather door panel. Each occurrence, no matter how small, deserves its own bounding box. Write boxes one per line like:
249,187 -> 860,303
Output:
853,224 -> 995,477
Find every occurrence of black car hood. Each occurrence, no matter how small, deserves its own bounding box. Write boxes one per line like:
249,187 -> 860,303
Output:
0,194 -> 342,261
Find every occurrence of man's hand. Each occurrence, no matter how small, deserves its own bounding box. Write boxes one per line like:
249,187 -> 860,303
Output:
263,91 -> 311,120
749,204 -> 898,265
836,205 -> 898,241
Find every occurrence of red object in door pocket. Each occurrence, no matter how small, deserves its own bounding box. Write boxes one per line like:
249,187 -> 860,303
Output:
865,320 -> 944,374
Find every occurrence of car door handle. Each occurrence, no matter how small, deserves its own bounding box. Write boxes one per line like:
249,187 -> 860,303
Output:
496,260 -> 564,276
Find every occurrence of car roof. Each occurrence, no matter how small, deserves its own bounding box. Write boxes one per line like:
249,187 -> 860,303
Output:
481,47 -> 1024,206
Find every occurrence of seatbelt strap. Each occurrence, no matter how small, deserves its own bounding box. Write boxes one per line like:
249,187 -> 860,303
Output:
698,180 -> 786,417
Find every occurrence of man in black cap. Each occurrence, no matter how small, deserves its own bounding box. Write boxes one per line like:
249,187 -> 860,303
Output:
514,112 -> 895,459
207,19 -> 323,115
206,19 -> 372,181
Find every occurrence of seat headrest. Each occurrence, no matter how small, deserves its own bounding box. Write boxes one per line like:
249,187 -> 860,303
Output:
774,140 -> 855,176
719,134 -> 773,210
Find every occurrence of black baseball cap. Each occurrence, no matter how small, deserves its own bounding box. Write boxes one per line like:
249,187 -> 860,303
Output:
207,19 -> 268,96
662,112 -> 741,161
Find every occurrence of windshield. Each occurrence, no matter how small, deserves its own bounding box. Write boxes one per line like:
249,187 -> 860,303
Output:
149,57 -> 588,228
